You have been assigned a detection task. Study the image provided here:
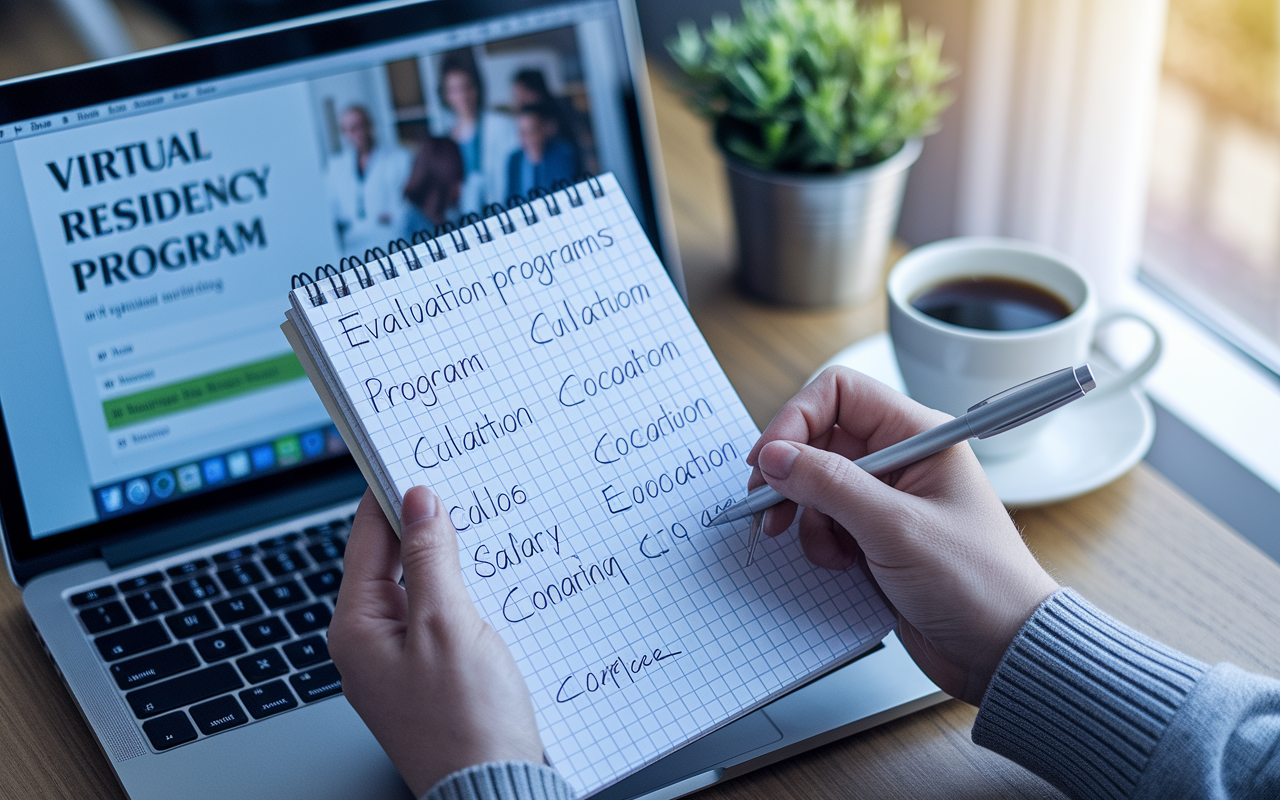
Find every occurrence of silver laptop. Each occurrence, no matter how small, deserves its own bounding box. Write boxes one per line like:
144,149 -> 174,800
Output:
0,1 -> 944,797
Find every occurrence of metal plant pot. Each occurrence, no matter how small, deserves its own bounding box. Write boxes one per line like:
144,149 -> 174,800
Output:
726,138 -> 922,307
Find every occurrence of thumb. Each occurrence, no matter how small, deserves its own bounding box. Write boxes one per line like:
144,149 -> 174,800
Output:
398,486 -> 477,631
757,440 -> 910,546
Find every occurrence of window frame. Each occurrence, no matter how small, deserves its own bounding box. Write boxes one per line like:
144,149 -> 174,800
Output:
1117,271 -> 1280,495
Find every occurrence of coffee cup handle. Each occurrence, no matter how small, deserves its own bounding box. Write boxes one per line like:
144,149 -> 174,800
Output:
1087,311 -> 1162,397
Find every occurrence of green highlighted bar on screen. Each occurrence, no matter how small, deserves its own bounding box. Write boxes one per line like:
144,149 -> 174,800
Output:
102,353 -> 307,430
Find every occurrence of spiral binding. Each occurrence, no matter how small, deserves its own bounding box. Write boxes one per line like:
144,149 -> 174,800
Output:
290,175 -> 604,308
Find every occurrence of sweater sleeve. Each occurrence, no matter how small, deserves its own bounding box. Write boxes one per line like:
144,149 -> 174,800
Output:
972,588 -> 1280,800
420,761 -> 573,800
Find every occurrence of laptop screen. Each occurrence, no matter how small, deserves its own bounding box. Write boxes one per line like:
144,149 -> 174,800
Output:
0,0 -> 667,563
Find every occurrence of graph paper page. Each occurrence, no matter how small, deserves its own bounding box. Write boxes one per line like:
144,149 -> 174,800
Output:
290,174 -> 895,797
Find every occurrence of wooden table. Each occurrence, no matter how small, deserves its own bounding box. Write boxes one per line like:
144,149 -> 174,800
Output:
2,25 -> 1278,796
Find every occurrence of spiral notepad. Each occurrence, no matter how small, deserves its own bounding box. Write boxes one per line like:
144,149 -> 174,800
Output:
283,174 -> 895,798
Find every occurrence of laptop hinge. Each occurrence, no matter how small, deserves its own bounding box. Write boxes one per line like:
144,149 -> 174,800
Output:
100,469 -> 366,569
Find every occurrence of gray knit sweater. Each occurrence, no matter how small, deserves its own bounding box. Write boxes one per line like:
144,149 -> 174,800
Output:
423,589 -> 1280,800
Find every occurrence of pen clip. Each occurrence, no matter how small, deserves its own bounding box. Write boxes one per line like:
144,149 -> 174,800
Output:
966,367 -> 1074,413
977,393 -> 1081,438
964,365 -> 1093,439
744,511 -> 763,567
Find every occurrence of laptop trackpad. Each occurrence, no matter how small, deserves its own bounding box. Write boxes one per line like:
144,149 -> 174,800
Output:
593,711 -> 782,800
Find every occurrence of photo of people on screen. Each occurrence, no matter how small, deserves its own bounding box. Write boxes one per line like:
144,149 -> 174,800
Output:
311,27 -> 600,259
404,137 -> 465,232
437,50 -> 516,214
507,73 -> 581,198
324,104 -> 413,256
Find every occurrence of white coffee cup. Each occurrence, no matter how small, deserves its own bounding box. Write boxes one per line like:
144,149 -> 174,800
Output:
887,237 -> 1161,459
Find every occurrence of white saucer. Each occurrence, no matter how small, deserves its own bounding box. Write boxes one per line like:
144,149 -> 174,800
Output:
814,333 -> 1156,507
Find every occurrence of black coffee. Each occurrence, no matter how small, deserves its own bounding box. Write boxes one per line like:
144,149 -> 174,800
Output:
910,276 -> 1072,331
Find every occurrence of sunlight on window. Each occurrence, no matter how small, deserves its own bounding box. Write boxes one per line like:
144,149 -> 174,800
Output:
1143,0 -> 1280,364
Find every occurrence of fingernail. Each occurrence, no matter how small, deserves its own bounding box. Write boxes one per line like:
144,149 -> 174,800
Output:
759,441 -> 800,480
419,487 -> 439,518
403,486 -> 439,527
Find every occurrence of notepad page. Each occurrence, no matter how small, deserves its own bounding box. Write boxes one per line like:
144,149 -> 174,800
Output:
289,174 -> 896,798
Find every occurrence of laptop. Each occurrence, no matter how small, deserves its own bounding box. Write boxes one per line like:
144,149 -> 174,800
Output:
0,1 -> 945,797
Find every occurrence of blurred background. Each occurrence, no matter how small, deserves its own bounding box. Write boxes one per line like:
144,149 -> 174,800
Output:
1145,0 -> 1280,370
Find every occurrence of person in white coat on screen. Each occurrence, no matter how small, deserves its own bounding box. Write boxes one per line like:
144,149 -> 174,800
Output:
326,104 -> 412,258
438,50 -> 515,213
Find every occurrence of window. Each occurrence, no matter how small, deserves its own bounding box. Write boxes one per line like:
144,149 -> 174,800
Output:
1143,0 -> 1280,373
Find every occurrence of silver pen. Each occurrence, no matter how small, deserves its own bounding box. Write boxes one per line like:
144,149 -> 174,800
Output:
718,365 -> 1098,563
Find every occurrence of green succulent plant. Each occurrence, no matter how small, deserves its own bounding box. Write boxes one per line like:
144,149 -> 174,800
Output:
668,0 -> 954,172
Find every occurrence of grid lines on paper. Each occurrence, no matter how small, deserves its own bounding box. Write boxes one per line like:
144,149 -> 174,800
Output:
290,175 -> 895,798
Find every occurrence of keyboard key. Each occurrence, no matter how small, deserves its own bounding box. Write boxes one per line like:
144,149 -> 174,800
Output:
172,576 -> 221,605
217,563 -> 266,592
118,572 -> 165,593
283,636 -> 329,669
164,607 -> 217,639
262,549 -> 308,577
212,594 -> 262,624
166,559 -> 210,578
290,663 -> 343,703
259,533 -> 301,550
96,621 -> 170,661
70,585 -> 116,606
126,588 -> 176,619
189,695 -> 248,736
258,580 -> 305,610
213,546 -> 257,564
195,630 -> 247,663
304,521 -> 343,538
236,648 -> 289,683
80,600 -> 130,633
304,568 -> 341,596
142,711 -> 197,751
285,603 -> 331,635
241,616 -> 289,648
110,644 -> 199,690
239,680 -> 297,719
126,663 -> 242,718
306,538 -> 344,564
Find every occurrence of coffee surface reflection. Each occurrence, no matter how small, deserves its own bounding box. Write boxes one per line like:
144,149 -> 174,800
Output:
911,277 -> 1072,331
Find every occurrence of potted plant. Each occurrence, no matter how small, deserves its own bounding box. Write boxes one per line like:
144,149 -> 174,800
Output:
668,0 -> 953,306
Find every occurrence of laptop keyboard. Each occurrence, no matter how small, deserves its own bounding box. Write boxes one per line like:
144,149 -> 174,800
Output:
66,516 -> 351,752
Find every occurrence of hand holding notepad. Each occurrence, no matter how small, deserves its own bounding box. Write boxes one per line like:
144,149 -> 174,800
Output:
283,175 -> 894,798
328,485 -> 546,798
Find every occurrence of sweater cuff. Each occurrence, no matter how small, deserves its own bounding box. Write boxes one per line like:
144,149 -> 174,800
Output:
972,588 -> 1209,800
421,761 -> 573,800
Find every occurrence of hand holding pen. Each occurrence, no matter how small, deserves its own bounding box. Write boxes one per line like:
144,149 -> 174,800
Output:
723,365 -> 1065,704
723,365 -> 1094,565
